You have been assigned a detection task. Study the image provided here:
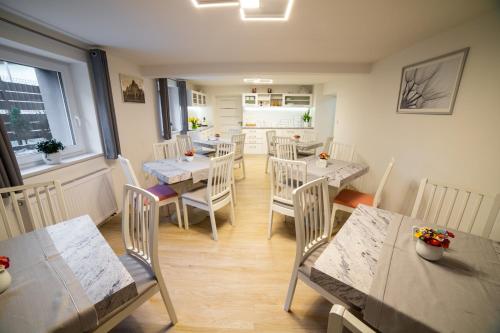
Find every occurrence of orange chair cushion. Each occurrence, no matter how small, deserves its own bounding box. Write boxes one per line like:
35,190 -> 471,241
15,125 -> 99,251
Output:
334,189 -> 374,208
146,184 -> 178,201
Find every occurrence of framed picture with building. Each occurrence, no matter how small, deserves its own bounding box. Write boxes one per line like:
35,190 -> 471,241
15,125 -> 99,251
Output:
119,74 -> 145,103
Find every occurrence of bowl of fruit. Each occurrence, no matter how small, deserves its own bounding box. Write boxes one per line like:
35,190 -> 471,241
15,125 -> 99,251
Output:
184,150 -> 195,162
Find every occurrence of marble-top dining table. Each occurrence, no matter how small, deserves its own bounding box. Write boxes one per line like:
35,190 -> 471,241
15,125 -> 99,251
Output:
143,154 -> 211,185
0,215 -> 137,332
311,204 -> 500,332
192,137 -> 230,149
300,155 -> 368,188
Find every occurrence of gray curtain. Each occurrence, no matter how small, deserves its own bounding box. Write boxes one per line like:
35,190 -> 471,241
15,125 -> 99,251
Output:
177,80 -> 189,134
158,78 -> 172,140
0,118 -> 23,188
88,49 -> 121,159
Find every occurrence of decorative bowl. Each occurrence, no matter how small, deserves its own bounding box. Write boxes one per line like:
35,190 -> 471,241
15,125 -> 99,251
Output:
184,156 -> 194,162
415,239 -> 444,261
0,267 -> 11,294
315,159 -> 328,168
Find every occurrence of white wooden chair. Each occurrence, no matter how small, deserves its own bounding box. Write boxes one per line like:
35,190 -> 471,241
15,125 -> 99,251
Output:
182,153 -> 235,241
95,184 -> 177,332
118,155 -> 183,228
276,142 -> 298,160
297,131 -> 317,156
265,130 -> 276,173
231,133 -> 246,179
216,142 -> 237,204
411,178 -> 500,239
153,140 -> 179,160
328,304 -> 375,333
329,141 -> 355,162
330,158 -> 395,230
268,157 -> 307,239
284,177 -> 342,310
176,134 -> 193,155
0,181 -> 68,240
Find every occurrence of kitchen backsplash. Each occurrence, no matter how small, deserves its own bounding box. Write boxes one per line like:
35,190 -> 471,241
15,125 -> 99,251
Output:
243,109 -> 311,128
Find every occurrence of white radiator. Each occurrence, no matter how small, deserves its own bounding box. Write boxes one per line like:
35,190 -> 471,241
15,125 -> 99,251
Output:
62,168 -> 118,225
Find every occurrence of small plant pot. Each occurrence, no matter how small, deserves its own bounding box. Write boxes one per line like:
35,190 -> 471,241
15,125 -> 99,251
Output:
316,159 -> 328,168
43,152 -> 62,165
303,121 -> 311,128
184,156 -> 194,162
0,268 -> 11,294
416,239 -> 444,261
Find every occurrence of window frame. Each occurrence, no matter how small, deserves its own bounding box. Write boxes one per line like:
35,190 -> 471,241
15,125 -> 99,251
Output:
0,46 -> 87,169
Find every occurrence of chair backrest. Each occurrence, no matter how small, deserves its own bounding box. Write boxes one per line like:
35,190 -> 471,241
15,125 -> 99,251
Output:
215,142 -> 235,157
292,177 -> 331,263
207,152 -> 235,202
153,140 -> 179,160
176,134 -> 193,154
276,142 -> 297,160
411,178 -> 500,239
118,155 -> 140,187
231,133 -> 246,160
373,158 -> 395,208
329,141 -> 355,162
226,127 -> 242,138
270,157 -> 307,205
323,137 -> 333,153
266,130 -> 276,155
121,184 -> 161,273
0,181 -> 68,240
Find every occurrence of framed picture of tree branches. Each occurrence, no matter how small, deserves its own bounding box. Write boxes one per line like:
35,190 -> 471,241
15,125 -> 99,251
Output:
396,48 -> 469,115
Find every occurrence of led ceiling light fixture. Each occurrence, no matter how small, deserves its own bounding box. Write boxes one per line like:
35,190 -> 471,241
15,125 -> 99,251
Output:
243,78 -> 273,84
240,0 -> 260,9
191,0 -> 239,8
240,0 -> 294,21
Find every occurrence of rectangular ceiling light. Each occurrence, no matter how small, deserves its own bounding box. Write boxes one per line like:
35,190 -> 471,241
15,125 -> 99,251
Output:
244,78 -> 273,84
240,0 -> 260,9
240,0 -> 294,21
191,0 -> 239,8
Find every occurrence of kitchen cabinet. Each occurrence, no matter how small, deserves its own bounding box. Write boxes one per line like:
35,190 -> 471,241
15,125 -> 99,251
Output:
242,128 -> 316,155
242,93 -> 313,108
188,90 -> 207,106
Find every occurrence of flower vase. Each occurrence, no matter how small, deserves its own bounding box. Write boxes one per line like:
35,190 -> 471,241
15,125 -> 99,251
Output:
415,239 -> 444,261
0,267 -> 11,294
316,159 -> 328,168
43,152 -> 62,165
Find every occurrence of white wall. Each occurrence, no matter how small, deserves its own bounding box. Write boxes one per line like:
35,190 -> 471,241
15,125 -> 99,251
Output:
324,11 -> 500,215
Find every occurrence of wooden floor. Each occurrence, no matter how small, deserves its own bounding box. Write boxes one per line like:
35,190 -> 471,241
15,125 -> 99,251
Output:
100,155 -> 331,332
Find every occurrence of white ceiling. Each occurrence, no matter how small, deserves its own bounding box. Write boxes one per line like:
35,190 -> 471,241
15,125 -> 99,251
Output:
0,0 -> 495,83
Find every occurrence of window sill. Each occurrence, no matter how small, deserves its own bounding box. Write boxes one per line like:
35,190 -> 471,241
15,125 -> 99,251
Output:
21,152 -> 104,179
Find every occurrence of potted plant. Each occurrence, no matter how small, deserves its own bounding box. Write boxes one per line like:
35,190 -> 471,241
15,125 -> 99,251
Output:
184,149 -> 195,162
0,256 -> 11,294
36,139 -> 65,165
188,117 -> 199,130
413,227 -> 455,261
316,151 -> 330,168
302,110 -> 312,127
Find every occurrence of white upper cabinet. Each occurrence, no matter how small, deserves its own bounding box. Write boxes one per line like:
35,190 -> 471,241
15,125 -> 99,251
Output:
188,90 -> 207,106
242,93 -> 312,108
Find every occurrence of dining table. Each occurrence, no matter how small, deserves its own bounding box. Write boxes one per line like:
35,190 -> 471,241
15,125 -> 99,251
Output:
311,204 -> 500,333
0,215 -> 137,333
143,154 -> 211,185
192,137 -> 231,149
300,155 -> 368,189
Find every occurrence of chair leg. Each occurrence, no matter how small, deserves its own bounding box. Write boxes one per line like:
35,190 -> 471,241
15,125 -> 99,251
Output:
183,201 -> 189,229
209,209 -> 218,241
174,199 -> 183,229
229,198 -> 236,225
232,177 -> 237,206
157,279 -> 178,325
284,267 -> 299,311
268,208 -> 274,239
241,159 -> 246,179
265,155 -> 269,174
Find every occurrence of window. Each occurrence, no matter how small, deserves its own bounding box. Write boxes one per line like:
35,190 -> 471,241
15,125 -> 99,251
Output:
0,47 -> 87,168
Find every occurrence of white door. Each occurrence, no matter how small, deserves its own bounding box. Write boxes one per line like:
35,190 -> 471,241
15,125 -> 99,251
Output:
215,96 -> 242,135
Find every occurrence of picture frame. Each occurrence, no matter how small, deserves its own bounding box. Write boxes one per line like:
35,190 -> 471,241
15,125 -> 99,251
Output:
396,47 -> 469,115
119,74 -> 145,103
